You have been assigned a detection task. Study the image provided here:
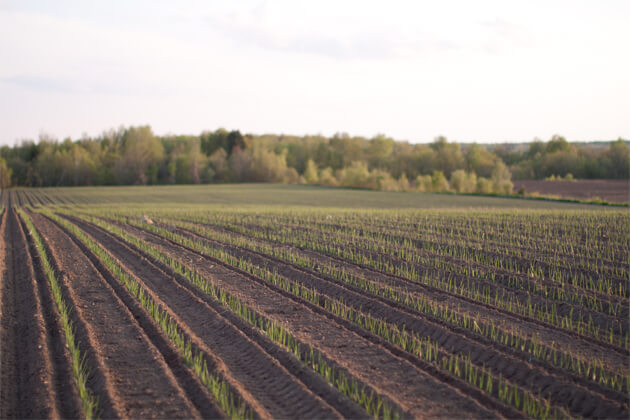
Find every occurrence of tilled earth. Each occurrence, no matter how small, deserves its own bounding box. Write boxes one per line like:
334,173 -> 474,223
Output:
1,203 -> 628,419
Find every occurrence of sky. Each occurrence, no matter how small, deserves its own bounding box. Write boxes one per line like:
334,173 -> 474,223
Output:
1,0 -> 628,145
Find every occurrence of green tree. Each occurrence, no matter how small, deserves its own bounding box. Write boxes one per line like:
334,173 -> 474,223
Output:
606,138 -> 630,178
431,170 -> 450,192
430,137 -> 465,177
546,135 -> 570,154
466,144 -> 497,178
367,134 -> 394,169
114,126 -> 164,185
491,161 -> 513,194
0,158 -> 12,188
303,159 -> 319,184
450,170 -> 477,193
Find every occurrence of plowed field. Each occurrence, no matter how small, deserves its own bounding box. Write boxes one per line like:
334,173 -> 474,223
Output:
1,186 -> 628,419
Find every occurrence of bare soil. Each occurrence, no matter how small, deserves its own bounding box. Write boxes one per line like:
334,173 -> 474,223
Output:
2,203 -> 628,419
63,215 -> 363,420
29,212 -> 207,419
104,215 -> 629,419
71,215 -> 512,419
513,179 -> 630,203
0,208 -> 82,419
181,219 -> 630,376
161,221 -> 628,418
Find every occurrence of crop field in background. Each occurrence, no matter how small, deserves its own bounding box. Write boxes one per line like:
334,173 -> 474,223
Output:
0,185 -> 628,419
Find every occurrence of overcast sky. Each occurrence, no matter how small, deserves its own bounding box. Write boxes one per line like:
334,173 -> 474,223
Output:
1,0 -> 628,145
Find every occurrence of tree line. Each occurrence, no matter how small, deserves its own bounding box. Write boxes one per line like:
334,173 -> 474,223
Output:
0,126 -> 627,192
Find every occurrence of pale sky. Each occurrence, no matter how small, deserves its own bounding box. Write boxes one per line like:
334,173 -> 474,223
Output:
1,0 -> 628,145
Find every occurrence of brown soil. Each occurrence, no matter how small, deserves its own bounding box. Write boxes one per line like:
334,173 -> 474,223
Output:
68,214 -> 511,419
0,208 -> 82,419
255,219 -> 628,322
62,215 -> 365,420
29,212 -> 210,419
180,219 -> 630,376
311,219 -> 628,296
146,219 -> 628,418
248,218 -> 627,340
103,215 -> 630,419
513,179 -> 630,203
327,231 -> 627,336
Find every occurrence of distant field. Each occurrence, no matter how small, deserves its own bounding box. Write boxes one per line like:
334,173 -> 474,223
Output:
1,185 -> 628,419
1,183 -> 625,209
513,179 -> 630,204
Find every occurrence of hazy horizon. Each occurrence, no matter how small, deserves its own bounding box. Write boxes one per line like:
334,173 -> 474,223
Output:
1,1 -> 628,145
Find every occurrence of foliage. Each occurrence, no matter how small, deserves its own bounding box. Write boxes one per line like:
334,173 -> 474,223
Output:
1,128 -> 627,194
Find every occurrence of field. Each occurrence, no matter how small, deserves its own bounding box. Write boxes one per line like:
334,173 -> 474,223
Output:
1,184 -> 628,419
513,179 -> 630,204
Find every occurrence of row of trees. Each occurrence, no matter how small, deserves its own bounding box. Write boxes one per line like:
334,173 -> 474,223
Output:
495,135 -> 629,180
0,126 -> 627,193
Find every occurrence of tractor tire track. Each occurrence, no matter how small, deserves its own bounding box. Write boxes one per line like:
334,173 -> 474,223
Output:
29,212 -> 205,419
76,215 -> 541,419
144,219 -> 628,418
63,215 -> 357,420
0,208 -> 81,419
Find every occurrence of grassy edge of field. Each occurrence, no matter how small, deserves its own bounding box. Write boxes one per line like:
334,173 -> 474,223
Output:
17,209 -> 100,419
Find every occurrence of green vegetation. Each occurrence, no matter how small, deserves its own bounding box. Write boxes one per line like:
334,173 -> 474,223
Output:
1,127 -> 627,193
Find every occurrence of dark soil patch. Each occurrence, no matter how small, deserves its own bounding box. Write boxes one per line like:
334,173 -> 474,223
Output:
513,180 -> 630,203
0,209 -> 81,419
30,212 -> 203,419
81,214 -> 511,419
114,216 -> 628,419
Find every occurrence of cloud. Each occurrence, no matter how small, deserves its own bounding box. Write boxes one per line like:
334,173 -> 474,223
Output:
0,74 -> 78,93
1,73 -> 175,97
479,18 -> 536,53
205,9 -> 458,60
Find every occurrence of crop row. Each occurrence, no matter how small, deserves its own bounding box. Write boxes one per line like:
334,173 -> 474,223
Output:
63,208 -> 576,418
152,214 -> 629,393
136,209 -> 627,348
18,210 -> 99,418
43,209 -> 412,420
38,209 -> 252,419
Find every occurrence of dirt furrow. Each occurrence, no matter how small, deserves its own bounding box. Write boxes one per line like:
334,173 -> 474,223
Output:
63,216 -> 357,420
29,212 -> 206,419
145,220 -> 628,418
0,208 -> 81,419
293,218 -> 628,273
69,213 -> 517,419
248,221 -> 628,333
335,238 -> 627,336
191,223 -> 630,356
228,220 -> 628,344
304,222 -> 629,309
197,220 -> 630,376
